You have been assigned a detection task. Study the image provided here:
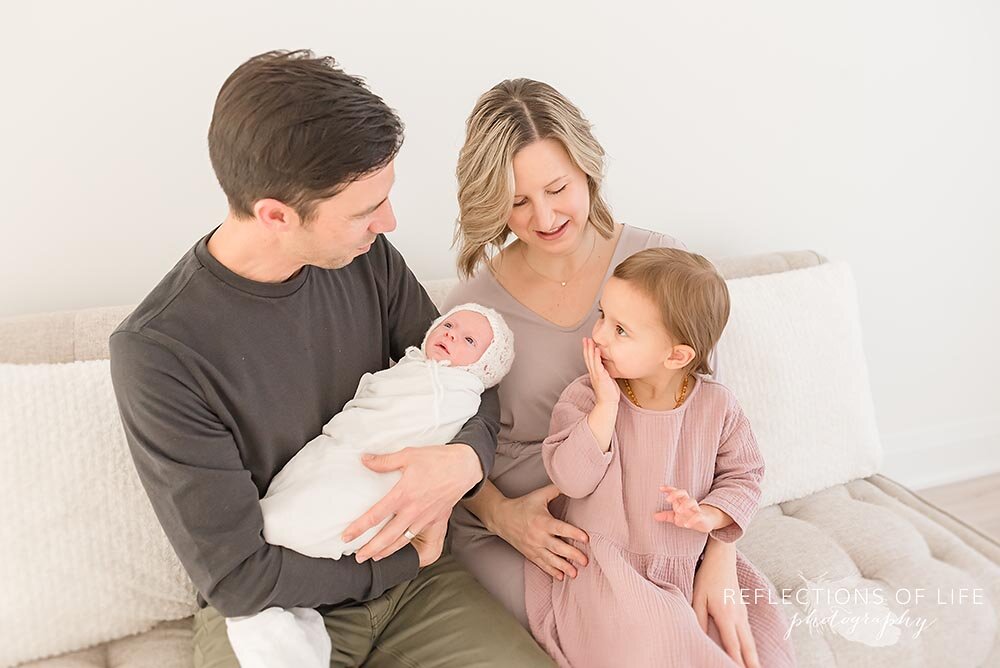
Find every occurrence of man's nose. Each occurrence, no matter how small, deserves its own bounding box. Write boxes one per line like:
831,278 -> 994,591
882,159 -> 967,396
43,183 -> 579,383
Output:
371,202 -> 397,235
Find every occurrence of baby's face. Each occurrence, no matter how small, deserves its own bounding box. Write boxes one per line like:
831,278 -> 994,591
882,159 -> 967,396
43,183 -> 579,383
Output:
425,310 -> 494,367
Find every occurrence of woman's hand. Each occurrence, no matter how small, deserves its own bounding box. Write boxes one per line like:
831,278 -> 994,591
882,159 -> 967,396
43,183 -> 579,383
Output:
493,483 -> 590,581
691,539 -> 761,668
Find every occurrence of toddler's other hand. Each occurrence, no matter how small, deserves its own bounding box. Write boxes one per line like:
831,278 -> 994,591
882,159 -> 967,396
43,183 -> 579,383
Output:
654,486 -> 715,533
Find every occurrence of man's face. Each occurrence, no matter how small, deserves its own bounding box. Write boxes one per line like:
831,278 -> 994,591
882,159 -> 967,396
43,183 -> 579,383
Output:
288,161 -> 398,269
424,310 -> 494,367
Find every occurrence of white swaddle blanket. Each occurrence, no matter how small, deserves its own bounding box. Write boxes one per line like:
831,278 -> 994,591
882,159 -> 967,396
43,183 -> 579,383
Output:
226,346 -> 485,668
260,346 -> 484,559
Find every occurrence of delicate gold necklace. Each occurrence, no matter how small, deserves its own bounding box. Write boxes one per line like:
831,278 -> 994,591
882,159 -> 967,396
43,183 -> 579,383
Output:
622,375 -> 690,409
519,231 -> 597,287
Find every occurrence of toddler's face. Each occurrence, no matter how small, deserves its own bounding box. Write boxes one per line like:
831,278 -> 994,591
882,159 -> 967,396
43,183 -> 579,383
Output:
425,310 -> 494,367
591,277 -> 674,379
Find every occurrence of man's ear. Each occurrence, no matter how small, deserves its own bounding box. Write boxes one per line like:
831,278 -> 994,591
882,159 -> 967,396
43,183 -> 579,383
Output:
664,344 -> 696,371
253,198 -> 299,231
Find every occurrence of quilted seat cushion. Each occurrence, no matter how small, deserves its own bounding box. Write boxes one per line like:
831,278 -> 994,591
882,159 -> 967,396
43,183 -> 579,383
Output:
738,475 -> 1000,668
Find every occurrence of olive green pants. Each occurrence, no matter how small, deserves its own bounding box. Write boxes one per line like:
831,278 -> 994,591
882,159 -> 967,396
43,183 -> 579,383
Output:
193,554 -> 554,667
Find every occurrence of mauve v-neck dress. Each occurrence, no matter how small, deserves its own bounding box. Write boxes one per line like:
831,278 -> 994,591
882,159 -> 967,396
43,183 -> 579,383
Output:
443,225 -> 795,667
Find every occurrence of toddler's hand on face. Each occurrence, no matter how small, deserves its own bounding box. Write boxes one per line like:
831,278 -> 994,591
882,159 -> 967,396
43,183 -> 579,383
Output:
654,486 -> 715,533
583,337 -> 620,408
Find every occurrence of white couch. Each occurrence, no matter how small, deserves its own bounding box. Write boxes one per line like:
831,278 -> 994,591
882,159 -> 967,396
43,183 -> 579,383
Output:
1,250 -> 997,668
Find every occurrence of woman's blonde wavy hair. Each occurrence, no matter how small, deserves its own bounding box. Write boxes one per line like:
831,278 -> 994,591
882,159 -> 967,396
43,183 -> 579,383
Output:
454,79 -> 616,278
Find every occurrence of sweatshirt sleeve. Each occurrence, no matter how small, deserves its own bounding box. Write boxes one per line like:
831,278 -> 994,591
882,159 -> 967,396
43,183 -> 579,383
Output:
109,330 -> 419,618
541,377 -> 616,499
700,396 -> 764,543
379,235 -> 497,498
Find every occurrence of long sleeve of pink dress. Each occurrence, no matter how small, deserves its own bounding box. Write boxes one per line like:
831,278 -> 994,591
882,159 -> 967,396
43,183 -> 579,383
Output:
701,401 -> 764,544
525,374 -> 796,668
541,386 -> 616,499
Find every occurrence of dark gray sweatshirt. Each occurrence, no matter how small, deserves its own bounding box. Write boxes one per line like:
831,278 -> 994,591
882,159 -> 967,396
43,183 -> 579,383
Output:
109,231 -> 498,618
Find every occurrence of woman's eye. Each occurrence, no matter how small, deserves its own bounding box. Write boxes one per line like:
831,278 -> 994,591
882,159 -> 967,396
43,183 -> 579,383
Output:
512,199 -> 526,208
550,185 -> 567,195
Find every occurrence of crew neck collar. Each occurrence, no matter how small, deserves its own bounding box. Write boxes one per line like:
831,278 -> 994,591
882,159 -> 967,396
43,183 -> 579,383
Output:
195,227 -> 312,298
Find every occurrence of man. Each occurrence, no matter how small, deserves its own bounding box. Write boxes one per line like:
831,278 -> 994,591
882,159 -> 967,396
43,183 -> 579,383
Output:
110,50 -> 552,667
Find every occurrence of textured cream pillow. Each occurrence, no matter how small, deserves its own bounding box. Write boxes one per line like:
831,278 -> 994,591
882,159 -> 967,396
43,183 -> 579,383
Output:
714,262 -> 883,506
0,360 -> 198,667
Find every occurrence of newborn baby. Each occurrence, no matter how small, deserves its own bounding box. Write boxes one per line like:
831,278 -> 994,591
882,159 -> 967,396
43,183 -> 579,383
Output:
225,303 -> 514,668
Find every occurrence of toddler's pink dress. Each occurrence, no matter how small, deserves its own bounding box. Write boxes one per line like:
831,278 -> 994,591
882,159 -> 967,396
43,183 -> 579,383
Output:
524,374 -> 796,667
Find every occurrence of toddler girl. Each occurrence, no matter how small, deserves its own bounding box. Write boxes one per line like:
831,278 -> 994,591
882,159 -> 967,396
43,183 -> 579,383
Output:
525,248 -> 796,667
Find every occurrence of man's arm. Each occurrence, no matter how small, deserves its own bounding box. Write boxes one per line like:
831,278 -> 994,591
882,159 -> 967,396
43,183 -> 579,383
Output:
380,236 -> 498,496
449,386 -> 499,497
109,330 -> 419,618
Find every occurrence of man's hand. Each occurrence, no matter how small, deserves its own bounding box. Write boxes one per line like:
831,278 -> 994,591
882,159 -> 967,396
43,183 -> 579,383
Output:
410,513 -> 449,567
343,443 -> 483,563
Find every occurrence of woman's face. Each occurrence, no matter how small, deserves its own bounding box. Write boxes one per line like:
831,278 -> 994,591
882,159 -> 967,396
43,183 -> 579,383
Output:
508,138 -> 591,256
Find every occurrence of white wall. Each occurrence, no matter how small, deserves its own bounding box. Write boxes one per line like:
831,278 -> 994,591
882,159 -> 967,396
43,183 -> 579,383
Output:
3,1 -> 998,489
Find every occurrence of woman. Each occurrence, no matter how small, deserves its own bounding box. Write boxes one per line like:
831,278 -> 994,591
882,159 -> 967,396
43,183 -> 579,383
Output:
443,79 -> 788,668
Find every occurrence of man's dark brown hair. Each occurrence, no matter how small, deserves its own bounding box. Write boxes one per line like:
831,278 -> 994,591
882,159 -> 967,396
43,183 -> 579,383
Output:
208,49 -> 404,222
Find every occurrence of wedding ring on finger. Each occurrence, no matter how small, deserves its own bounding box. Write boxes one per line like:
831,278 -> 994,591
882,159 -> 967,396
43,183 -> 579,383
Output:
404,529 -> 417,541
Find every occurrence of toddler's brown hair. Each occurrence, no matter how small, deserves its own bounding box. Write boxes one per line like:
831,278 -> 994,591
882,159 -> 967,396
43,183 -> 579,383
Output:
612,248 -> 730,376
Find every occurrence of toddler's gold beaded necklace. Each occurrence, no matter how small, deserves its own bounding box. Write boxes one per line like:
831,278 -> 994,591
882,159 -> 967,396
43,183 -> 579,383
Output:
622,375 -> 690,409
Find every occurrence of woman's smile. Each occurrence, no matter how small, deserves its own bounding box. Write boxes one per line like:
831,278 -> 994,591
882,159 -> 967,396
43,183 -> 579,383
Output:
535,220 -> 570,241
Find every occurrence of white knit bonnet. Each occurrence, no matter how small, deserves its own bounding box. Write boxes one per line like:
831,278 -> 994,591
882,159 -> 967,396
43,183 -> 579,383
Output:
421,303 -> 515,389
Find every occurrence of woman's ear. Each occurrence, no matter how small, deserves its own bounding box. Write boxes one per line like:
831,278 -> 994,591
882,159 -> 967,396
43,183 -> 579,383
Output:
664,344 -> 697,371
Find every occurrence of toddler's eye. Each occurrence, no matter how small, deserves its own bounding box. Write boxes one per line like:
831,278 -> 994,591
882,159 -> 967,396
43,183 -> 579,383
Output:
616,325 -> 627,336
443,322 -> 452,328
465,337 -> 475,345
596,308 -> 604,319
